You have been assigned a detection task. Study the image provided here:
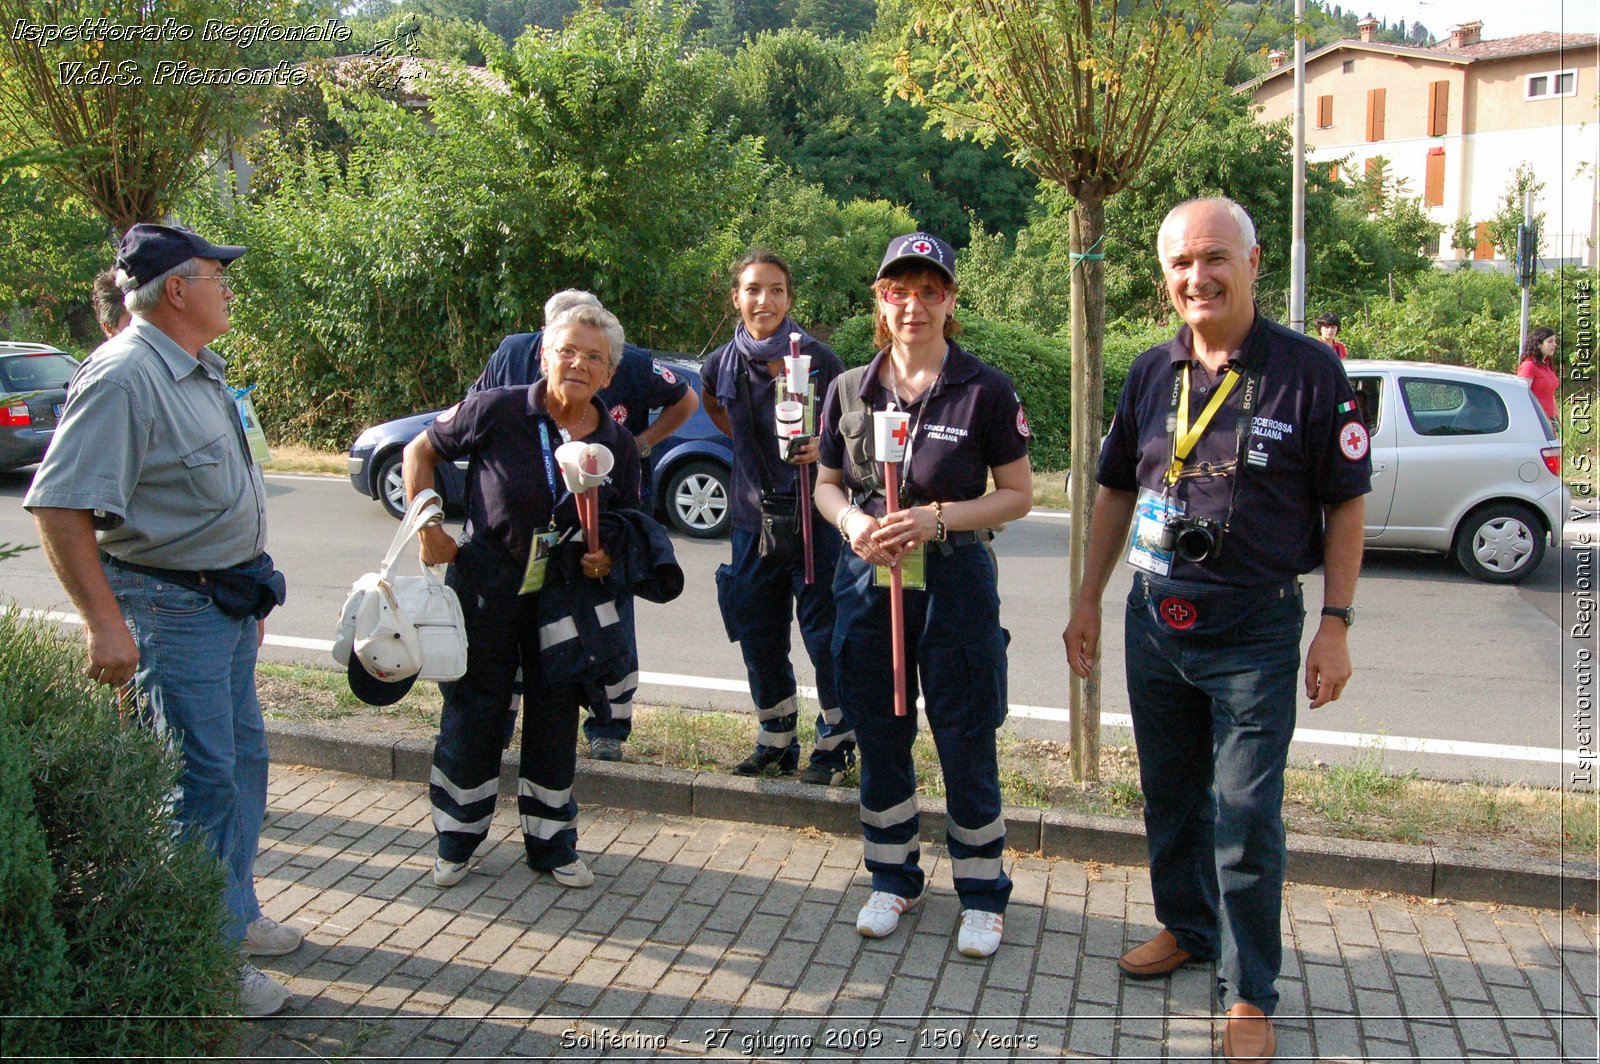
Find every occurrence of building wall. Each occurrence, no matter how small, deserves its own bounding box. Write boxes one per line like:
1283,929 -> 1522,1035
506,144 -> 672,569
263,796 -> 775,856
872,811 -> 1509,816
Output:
1250,45 -> 1598,267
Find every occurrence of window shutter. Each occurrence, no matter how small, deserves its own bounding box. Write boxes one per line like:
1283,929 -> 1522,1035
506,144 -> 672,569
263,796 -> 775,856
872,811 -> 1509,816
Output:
1317,94 -> 1333,128
1428,80 -> 1449,136
1366,88 -> 1386,141
1473,222 -> 1494,260
1424,148 -> 1445,206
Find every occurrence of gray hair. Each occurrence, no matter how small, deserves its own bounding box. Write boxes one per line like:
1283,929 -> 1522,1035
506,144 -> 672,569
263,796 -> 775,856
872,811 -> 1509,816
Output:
545,303 -> 625,368
120,257 -> 199,316
1157,197 -> 1258,261
543,288 -> 602,324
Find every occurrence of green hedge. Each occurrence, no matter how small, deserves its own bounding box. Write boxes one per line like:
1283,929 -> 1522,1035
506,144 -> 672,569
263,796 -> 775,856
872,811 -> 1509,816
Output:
0,716 -> 67,1049
826,312 -> 1176,470
0,610 -> 240,1058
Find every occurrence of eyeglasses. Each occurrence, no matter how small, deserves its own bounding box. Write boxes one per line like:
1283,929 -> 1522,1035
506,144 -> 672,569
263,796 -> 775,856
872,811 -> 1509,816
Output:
880,285 -> 949,306
184,273 -> 235,294
551,346 -> 608,367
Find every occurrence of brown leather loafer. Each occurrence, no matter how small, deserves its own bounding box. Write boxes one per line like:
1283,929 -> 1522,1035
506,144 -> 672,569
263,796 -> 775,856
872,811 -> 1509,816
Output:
1117,929 -> 1195,979
1222,1001 -> 1275,1063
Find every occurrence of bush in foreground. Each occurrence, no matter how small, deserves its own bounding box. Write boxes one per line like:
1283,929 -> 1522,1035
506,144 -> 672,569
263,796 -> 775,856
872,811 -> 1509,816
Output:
0,610 -> 240,1058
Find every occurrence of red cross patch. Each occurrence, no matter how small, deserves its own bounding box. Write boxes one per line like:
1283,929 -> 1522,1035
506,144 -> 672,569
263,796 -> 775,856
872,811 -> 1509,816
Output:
653,362 -> 677,385
1159,597 -> 1198,630
911,239 -> 934,255
1338,421 -> 1369,461
1016,406 -> 1030,438
610,405 -> 628,424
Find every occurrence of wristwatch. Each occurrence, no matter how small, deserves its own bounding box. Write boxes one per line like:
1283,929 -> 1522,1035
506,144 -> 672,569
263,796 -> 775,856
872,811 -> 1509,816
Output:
1320,605 -> 1355,628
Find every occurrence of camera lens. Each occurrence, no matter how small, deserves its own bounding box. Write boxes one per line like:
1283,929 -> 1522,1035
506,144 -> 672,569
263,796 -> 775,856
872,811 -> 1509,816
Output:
1158,518 -> 1180,552
1174,523 -> 1216,563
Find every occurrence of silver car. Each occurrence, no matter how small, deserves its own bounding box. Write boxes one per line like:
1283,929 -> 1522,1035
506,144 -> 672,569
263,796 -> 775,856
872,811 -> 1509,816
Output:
1347,360 -> 1568,583
0,343 -> 77,472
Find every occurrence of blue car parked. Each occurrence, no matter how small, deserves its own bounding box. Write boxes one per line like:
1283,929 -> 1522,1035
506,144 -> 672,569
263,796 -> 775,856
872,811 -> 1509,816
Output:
346,356 -> 733,537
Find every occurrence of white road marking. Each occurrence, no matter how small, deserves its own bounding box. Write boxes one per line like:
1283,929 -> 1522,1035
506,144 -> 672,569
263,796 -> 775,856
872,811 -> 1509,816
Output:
21,607 -> 1576,768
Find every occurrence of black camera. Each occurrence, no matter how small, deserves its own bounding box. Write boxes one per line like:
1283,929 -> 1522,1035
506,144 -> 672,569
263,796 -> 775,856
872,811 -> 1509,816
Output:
1159,515 -> 1225,563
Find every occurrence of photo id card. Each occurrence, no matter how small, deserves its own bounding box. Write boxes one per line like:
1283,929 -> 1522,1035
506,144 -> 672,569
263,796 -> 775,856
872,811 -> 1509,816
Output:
873,542 -> 927,591
1127,487 -> 1178,577
236,394 -> 271,464
520,530 -> 560,595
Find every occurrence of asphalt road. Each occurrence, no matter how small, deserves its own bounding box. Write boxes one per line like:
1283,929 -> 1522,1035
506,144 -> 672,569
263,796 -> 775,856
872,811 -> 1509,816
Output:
0,468 -> 1585,787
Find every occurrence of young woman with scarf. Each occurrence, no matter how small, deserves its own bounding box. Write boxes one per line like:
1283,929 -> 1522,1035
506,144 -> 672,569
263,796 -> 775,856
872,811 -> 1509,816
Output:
700,249 -> 856,786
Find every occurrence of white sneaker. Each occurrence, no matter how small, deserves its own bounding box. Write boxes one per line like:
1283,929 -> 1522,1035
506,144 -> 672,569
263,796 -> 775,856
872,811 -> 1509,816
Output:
855,890 -> 923,938
244,916 -> 304,957
239,963 -> 291,1018
433,857 -> 472,887
957,909 -> 1004,958
547,858 -> 594,888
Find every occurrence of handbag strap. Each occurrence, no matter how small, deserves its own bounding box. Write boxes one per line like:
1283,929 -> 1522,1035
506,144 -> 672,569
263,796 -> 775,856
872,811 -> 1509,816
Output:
379,488 -> 445,581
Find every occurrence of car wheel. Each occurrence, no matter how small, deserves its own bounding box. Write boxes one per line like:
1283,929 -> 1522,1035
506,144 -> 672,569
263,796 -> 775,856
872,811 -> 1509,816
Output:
1453,502 -> 1545,583
663,459 -> 730,538
375,451 -> 409,520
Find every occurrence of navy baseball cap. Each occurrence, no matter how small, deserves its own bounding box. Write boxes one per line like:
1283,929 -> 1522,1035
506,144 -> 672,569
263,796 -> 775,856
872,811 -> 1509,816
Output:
116,224 -> 246,292
877,231 -> 956,284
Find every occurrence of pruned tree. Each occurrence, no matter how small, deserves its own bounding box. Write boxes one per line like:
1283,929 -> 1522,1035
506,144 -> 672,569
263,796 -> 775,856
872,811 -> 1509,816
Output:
0,0 -> 298,232
896,0 -> 1226,780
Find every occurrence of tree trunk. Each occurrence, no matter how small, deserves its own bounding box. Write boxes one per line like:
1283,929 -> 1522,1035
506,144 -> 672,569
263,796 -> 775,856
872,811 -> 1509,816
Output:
1068,197 -> 1107,782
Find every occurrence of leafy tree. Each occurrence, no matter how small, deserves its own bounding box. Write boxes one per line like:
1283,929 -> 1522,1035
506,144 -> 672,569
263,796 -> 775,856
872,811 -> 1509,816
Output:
1489,163 -> 1545,265
790,0 -> 875,39
0,148 -> 112,347
899,0 -> 1227,779
0,0 -> 326,230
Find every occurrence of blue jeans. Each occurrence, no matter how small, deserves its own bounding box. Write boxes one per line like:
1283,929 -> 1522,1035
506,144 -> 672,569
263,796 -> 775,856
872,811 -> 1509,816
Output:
834,542 -> 1012,913
715,525 -> 853,769
1124,576 -> 1303,1015
106,563 -> 268,944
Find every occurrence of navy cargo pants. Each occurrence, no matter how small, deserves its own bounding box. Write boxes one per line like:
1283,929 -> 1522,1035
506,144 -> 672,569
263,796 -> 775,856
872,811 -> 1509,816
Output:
432,538 -> 582,872
715,524 -> 854,770
833,539 -> 1012,913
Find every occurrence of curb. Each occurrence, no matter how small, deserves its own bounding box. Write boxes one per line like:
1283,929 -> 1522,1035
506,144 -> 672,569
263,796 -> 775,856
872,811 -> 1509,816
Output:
267,720 -> 1600,913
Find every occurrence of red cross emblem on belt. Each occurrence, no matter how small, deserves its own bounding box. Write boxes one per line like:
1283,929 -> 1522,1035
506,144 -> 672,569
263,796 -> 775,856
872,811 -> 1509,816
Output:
1159,597 -> 1198,630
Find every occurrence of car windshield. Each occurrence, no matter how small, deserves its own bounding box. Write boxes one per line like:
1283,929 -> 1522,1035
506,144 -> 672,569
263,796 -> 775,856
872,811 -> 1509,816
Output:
0,353 -> 76,392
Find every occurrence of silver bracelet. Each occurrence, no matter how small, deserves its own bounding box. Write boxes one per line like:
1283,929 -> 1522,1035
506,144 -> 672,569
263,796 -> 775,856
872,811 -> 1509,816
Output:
837,505 -> 861,535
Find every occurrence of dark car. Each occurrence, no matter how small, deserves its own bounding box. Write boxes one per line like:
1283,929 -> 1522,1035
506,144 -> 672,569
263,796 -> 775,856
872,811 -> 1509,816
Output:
347,356 -> 734,537
0,343 -> 78,472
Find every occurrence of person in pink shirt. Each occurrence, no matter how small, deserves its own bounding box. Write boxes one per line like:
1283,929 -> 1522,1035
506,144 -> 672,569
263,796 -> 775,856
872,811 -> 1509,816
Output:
1518,327 -> 1559,427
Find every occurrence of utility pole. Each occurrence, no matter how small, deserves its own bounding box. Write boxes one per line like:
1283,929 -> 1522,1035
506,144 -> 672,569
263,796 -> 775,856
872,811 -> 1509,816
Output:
1290,0 -> 1307,331
1517,185 -> 1535,352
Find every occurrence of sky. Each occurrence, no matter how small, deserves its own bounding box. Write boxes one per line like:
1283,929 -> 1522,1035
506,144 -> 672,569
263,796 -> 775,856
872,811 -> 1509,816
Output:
1362,0 -> 1598,39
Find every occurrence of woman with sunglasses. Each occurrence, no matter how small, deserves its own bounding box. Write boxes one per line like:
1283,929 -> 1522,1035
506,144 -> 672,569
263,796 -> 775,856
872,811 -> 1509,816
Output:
815,232 -> 1033,958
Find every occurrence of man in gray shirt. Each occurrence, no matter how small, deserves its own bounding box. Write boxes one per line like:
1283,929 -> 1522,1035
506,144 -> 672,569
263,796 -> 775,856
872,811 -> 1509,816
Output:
25,224 -> 298,1018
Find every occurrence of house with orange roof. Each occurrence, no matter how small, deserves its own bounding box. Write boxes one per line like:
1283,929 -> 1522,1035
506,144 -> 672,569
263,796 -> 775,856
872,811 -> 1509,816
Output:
1244,19 -> 1598,268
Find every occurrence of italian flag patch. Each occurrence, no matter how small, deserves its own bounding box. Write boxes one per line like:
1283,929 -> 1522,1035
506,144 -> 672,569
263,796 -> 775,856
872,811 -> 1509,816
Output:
1336,399 -> 1357,414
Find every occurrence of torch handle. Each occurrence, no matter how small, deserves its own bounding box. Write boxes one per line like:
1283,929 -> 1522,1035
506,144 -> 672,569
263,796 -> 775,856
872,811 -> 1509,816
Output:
582,490 -> 600,554
884,462 -> 908,717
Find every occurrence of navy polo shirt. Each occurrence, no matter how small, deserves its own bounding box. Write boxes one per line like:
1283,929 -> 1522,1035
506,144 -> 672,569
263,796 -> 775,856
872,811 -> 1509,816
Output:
427,381 -> 641,569
701,335 -> 844,532
470,331 -> 690,437
818,341 -> 1031,513
1097,312 -> 1372,587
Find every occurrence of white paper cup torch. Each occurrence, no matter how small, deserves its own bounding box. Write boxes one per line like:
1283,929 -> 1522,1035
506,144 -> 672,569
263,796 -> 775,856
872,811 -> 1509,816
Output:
577,443 -> 613,488
554,441 -> 589,494
873,408 -> 912,463
784,351 -> 811,398
774,400 -> 805,441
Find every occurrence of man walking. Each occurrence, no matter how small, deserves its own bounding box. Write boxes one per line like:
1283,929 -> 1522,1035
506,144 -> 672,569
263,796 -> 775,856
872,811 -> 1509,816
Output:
1063,197 -> 1369,1062
26,224 -> 299,1017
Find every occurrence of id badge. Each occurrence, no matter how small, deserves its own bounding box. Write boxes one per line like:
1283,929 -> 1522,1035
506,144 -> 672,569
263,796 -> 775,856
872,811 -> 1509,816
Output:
1127,487 -> 1178,577
873,542 -> 927,591
520,530 -> 560,595
802,381 -> 816,434
236,395 -> 271,464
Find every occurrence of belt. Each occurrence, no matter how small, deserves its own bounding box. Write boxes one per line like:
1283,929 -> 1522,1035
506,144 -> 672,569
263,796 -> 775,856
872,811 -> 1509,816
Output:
100,550 -> 217,587
943,529 -> 993,547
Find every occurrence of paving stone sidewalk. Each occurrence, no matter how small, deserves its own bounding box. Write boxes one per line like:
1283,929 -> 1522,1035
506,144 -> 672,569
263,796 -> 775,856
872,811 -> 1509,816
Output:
238,766 -> 1600,1062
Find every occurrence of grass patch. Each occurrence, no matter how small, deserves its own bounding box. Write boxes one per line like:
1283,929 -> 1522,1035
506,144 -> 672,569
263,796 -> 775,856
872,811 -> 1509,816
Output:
263,444 -> 347,475
257,663 -> 1595,860
1032,469 -> 1072,511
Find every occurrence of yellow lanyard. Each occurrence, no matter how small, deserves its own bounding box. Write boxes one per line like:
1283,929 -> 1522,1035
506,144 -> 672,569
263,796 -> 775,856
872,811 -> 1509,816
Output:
1168,364 -> 1241,483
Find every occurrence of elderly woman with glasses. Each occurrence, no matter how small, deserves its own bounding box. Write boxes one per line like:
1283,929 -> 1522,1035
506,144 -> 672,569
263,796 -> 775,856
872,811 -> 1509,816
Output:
403,303 -> 640,891
814,232 -> 1033,959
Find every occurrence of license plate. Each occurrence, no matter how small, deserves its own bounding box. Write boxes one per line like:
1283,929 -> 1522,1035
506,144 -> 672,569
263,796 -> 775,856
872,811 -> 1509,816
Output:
52,403 -> 63,417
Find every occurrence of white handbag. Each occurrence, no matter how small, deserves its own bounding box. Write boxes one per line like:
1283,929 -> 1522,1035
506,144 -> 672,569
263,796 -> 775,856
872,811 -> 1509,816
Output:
332,489 -> 468,684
